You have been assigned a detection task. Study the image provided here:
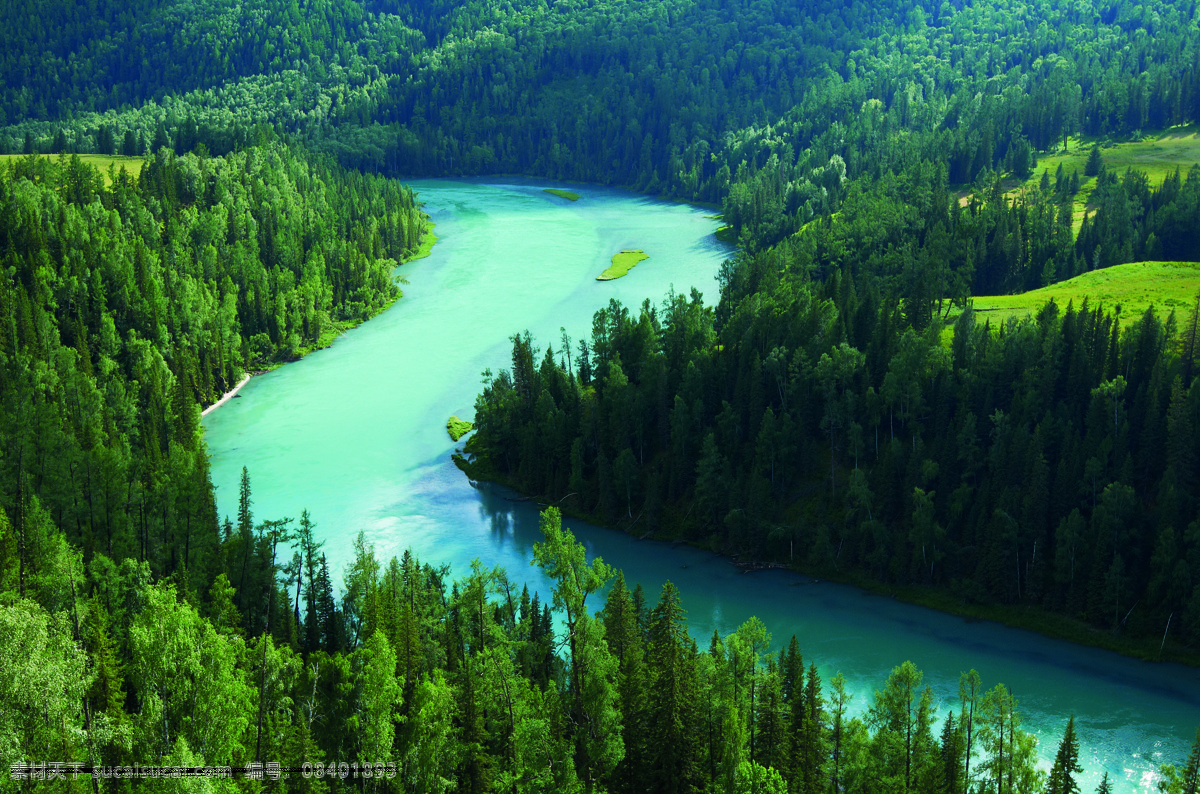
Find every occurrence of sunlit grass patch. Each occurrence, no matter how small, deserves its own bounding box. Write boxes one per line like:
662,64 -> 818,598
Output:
597,249 -> 649,281
964,261 -> 1200,329
447,415 -> 474,442
0,153 -> 146,185
1016,127 -> 1200,234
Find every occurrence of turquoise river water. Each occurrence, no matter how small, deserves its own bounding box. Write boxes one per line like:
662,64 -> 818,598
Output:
203,179 -> 1200,791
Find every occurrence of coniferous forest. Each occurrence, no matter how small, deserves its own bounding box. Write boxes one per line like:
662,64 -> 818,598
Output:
3,0 -> 1200,790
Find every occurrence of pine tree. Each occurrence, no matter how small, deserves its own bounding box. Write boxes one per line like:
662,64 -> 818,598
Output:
939,711 -> 964,794
531,507 -> 620,791
1183,726 -> 1200,794
1085,145 -> 1103,177
84,597 -> 125,716
207,572 -> 242,635
1047,715 -> 1083,794
646,581 -> 701,794
97,125 -> 115,155
798,662 -> 827,794
603,572 -> 649,794
236,466 -> 254,591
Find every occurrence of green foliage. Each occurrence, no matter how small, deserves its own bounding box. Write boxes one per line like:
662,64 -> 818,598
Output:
0,600 -> 90,777
469,261 -> 1200,653
0,144 -> 430,607
3,493 -> 1200,791
446,415 -> 474,442
3,0 -> 1200,785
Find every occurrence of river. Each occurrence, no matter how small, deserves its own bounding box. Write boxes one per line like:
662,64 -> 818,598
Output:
203,178 -> 1200,792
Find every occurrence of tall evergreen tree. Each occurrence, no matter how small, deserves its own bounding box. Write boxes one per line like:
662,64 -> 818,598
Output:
1047,716 -> 1084,794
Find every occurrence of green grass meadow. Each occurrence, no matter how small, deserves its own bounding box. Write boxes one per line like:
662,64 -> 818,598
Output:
0,153 -> 147,185
1018,126 -> 1200,233
967,260 -> 1200,329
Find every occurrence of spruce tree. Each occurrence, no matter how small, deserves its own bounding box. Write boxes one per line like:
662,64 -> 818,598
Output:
603,572 -> 648,794
1183,726 -> 1200,794
1085,145 -> 1104,177
646,581 -> 701,794
798,662 -> 827,794
1047,715 -> 1083,794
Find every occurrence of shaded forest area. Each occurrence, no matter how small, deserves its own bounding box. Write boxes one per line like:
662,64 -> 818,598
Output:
3,0 -> 1200,262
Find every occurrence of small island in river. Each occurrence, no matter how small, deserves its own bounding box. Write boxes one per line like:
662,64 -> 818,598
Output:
543,187 -> 581,201
597,249 -> 648,280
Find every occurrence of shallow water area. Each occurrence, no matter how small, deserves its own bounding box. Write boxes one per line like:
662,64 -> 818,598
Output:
204,178 -> 1200,792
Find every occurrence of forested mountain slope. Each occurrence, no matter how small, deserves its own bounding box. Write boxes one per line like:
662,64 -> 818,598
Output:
5,0 -> 1200,257
0,144 -> 428,583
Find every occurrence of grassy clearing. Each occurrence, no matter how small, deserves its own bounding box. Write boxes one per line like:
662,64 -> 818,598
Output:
447,416 -> 474,442
543,187 -> 581,201
597,249 -> 649,281
1013,126 -> 1200,234
965,261 -> 1200,329
0,153 -> 146,185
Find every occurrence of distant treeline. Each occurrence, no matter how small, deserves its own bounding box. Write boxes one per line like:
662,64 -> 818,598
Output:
4,0 -> 1200,260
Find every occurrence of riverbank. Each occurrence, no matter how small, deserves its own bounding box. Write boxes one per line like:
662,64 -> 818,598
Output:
201,374 -> 252,416
201,223 -> 438,417
454,451 -> 1200,669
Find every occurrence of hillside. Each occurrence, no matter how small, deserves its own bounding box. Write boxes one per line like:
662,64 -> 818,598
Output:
968,261 -> 1200,328
1011,127 -> 1200,233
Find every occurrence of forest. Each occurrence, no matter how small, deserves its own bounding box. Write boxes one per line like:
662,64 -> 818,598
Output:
466,165 -> 1200,658
6,497 -> 1200,793
2,0 -> 1200,789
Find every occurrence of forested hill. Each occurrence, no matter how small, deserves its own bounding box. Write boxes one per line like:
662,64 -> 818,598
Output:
0,144 -> 429,583
5,0 -> 1200,254
465,135 -> 1200,660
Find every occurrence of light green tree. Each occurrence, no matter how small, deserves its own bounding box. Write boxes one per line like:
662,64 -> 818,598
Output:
532,507 -> 622,791
868,660 -> 936,793
129,584 -> 251,765
0,600 -> 90,779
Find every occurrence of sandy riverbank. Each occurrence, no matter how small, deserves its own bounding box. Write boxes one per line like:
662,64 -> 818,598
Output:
201,374 -> 251,417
